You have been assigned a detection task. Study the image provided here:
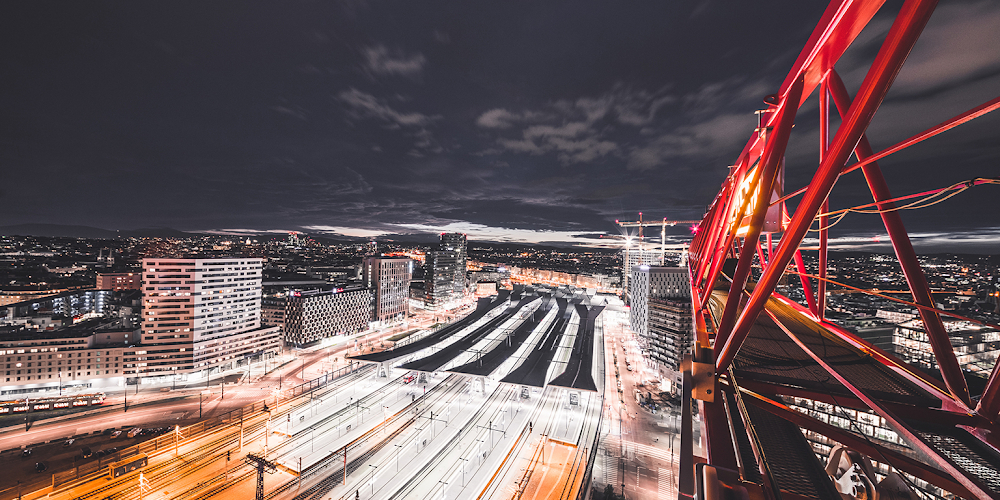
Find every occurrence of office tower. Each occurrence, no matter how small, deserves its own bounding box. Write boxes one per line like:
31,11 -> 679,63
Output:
424,249 -> 460,309
629,265 -> 692,381
622,248 -> 661,302
439,233 -> 468,294
363,257 -> 413,323
137,257 -> 280,379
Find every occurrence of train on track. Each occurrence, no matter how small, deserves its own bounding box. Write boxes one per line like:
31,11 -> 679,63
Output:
0,392 -> 106,414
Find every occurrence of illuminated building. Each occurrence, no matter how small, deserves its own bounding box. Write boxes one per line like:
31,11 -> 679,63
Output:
266,287 -> 373,346
362,257 -> 413,323
628,265 -> 692,384
96,272 -> 142,291
1,289 -> 111,322
137,258 -> 280,380
424,250 -> 460,309
894,317 -> 1000,378
621,248 -> 660,302
0,318 -> 135,394
439,233 -> 468,294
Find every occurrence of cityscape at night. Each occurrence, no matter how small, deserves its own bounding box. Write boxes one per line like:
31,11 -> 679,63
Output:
2,1 -> 1000,499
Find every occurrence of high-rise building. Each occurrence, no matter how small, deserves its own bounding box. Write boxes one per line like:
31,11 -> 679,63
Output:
629,265 -> 692,384
424,250 -> 460,309
138,257 -> 280,379
439,233 -> 467,294
363,257 -> 413,323
622,248 -> 661,301
266,286 -> 373,346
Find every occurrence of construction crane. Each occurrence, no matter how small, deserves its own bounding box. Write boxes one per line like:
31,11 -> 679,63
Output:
244,452 -> 277,500
615,212 -> 699,265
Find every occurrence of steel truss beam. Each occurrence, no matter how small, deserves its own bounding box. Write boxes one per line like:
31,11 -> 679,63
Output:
718,0 -> 941,375
765,308 -> 995,498
826,69 -> 971,407
686,0 -> 1000,494
737,387 -> 977,499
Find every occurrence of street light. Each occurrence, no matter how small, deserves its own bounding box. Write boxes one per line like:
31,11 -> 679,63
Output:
199,390 -> 210,419
458,457 -> 469,486
368,464 -> 378,496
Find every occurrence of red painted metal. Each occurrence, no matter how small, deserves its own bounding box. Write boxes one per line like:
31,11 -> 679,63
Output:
979,361 -> 1000,422
735,379 -> 986,428
793,250 -> 818,318
694,189 -> 730,294
738,389 -> 977,499
703,396 -> 739,472
715,76 -> 804,353
718,0 -> 940,375
817,78 -> 830,321
718,0 -> 887,183
699,161 -> 751,311
771,95 -> 1000,209
827,70 -> 972,407
686,0 -> 1000,492
765,308 -> 994,497
755,241 -> 767,270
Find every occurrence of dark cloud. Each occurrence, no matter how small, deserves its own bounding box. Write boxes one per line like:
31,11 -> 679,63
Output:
0,1 -> 996,248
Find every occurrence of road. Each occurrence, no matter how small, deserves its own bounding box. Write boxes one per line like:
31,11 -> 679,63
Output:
6,301 -> 613,500
0,321 -> 414,499
592,306 -> 690,500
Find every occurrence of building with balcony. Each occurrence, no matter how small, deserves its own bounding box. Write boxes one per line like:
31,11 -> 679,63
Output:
137,257 -> 280,380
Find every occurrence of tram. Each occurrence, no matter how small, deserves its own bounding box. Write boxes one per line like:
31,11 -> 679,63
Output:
0,392 -> 106,414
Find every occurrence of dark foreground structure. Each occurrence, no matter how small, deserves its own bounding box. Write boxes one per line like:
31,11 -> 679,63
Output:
681,0 -> 1000,498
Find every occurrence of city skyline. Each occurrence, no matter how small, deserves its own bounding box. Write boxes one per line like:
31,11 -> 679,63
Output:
2,2 -> 999,251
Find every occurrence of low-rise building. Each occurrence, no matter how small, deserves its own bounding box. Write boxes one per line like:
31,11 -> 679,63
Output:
0,319 -> 136,395
96,272 -> 142,291
893,318 -> 1000,378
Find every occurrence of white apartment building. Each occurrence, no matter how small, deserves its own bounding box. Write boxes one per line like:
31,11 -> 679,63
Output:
137,257 -> 280,380
622,248 -> 661,301
629,265 -> 693,384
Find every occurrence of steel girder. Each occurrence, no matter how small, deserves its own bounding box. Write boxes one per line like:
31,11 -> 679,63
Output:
685,0 -> 1000,497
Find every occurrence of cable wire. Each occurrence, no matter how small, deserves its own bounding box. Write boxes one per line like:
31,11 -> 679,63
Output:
806,177 -> 1000,233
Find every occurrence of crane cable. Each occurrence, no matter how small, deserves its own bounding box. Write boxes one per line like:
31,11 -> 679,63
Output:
807,176 -> 1000,232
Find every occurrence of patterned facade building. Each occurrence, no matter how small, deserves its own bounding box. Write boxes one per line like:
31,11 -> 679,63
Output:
439,233 -> 468,294
622,248 -> 661,301
424,250 -> 460,309
273,287 -> 373,346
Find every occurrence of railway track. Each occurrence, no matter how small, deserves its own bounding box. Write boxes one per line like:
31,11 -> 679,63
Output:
387,384 -> 515,500
281,374 -> 468,500
61,367 -> 374,500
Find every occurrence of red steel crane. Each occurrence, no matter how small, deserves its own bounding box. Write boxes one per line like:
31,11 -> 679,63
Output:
679,0 -> 1000,498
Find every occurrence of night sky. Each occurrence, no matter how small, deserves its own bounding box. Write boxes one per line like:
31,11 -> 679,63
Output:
1,1 -> 998,250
